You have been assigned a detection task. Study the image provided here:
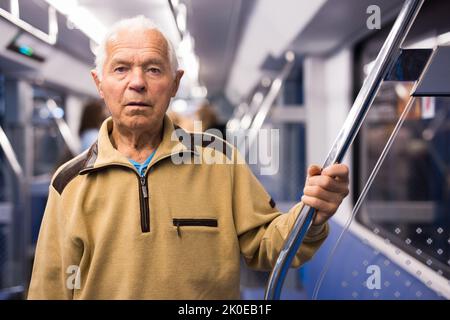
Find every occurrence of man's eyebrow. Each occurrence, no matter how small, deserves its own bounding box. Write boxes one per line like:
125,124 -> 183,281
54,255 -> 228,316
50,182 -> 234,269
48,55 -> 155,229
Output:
142,58 -> 165,66
109,58 -> 165,66
110,59 -> 131,66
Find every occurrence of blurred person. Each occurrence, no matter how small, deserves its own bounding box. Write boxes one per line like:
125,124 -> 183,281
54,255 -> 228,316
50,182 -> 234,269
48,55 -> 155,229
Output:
166,109 -> 194,131
28,16 -> 349,299
194,100 -> 226,136
79,100 -> 109,151
195,100 -> 218,132
54,100 -> 108,171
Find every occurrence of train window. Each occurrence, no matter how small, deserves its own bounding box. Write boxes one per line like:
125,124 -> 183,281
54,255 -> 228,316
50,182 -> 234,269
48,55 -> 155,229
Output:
357,86 -> 450,277
355,32 -> 450,278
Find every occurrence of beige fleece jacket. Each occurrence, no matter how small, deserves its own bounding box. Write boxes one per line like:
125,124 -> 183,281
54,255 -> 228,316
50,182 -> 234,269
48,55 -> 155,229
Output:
28,115 -> 328,299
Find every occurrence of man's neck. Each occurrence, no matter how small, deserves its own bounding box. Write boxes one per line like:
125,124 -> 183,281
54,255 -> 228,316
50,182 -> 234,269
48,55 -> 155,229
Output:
111,122 -> 163,163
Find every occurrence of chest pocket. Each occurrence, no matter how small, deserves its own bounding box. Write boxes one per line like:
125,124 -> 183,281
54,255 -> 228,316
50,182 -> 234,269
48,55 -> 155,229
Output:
173,218 -> 218,237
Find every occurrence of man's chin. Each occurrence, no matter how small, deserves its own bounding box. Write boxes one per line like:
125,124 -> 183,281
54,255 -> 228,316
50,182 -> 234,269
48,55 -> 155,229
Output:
124,114 -> 162,130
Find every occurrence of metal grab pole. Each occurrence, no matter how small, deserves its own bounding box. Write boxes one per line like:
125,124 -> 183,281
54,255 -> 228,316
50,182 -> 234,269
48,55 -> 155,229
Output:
0,126 -> 23,178
46,99 -> 79,156
264,0 -> 424,300
238,91 -> 265,130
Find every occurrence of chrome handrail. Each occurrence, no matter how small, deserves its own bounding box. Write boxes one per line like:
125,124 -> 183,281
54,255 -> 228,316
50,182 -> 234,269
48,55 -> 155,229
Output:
46,99 -> 79,156
0,125 -> 23,178
243,51 -> 295,155
239,91 -> 266,131
265,0 -> 425,300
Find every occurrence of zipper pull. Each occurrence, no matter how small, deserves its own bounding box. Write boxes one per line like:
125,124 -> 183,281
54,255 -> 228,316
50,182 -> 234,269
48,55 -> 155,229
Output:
141,176 -> 148,198
176,221 -> 181,238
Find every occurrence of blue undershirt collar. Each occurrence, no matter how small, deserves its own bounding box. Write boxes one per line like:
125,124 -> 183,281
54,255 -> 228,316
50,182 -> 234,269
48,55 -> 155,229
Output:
128,149 -> 157,176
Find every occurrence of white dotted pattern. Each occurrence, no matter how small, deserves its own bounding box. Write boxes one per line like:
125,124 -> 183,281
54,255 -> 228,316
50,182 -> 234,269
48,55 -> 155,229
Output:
320,225 -> 448,300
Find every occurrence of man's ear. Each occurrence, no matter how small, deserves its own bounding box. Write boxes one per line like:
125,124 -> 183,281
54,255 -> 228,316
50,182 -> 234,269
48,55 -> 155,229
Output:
171,70 -> 184,97
91,70 -> 104,99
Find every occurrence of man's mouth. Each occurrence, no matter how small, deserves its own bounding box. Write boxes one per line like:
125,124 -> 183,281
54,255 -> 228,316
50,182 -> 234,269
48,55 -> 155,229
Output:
125,101 -> 151,107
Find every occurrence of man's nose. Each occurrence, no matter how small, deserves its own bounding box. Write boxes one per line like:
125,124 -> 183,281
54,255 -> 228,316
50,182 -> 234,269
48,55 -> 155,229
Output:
128,69 -> 146,92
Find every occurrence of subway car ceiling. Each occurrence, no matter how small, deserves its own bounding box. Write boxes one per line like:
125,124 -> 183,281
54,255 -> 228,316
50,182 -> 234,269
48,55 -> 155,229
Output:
0,0 -> 418,105
1,0 -> 449,103
1,0 -> 447,103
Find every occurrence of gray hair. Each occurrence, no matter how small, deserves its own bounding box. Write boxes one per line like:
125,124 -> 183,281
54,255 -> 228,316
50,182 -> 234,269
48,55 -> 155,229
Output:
95,15 -> 179,79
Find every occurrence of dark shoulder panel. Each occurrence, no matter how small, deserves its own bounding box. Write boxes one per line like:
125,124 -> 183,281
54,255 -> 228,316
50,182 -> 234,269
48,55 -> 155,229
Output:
52,143 -> 97,195
52,156 -> 87,195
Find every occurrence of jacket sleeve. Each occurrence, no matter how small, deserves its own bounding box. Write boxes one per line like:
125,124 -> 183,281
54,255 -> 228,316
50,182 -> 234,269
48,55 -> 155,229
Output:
27,184 -> 82,299
232,150 -> 329,271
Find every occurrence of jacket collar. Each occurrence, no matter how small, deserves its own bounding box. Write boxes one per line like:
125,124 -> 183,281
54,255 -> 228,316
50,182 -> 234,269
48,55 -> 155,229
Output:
80,114 -> 196,174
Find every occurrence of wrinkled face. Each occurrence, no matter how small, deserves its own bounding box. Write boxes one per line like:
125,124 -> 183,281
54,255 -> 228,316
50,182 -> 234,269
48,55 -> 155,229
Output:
92,29 -> 183,131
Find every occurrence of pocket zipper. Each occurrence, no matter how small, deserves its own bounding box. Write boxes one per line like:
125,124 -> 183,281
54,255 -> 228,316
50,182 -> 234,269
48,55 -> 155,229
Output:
173,218 -> 218,237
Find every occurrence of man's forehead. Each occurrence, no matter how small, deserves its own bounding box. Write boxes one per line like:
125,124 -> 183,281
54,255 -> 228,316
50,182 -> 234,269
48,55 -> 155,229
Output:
106,29 -> 169,57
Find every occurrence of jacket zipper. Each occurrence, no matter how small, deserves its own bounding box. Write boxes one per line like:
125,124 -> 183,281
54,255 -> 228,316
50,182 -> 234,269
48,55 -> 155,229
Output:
139,175 -> 150,233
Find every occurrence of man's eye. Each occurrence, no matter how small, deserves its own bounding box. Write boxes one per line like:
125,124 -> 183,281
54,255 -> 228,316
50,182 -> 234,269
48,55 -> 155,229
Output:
147,67 -> 161,74
114,67 -> 127,73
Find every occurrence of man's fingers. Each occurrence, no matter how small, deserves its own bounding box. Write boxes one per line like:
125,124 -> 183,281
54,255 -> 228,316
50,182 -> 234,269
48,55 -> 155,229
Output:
301,195 -> 338,216
322,164 -> 349,181
312,213 -> 329,226
307,164 -> 322,177
303,185 -> 343,204
303,163 -> 350,225
306,175 -> 349,194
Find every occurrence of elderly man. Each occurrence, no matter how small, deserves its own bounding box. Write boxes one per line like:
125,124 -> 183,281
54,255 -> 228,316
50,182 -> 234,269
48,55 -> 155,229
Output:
28,16 -> 349,299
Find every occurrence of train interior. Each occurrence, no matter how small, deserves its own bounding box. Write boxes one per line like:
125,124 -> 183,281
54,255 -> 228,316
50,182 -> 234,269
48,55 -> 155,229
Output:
0,0 -> 449,300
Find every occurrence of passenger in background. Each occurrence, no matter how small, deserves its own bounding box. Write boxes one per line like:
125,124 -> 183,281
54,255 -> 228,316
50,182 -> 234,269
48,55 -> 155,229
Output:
166,109 -> 194,131
195,100 -> 226,136
78,100 -> 109,151
54,100 -> 108,171
168,100 -> 226,135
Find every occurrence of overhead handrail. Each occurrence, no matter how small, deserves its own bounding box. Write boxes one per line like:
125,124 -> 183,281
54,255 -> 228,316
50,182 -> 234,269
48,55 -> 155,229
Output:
227,88 -> 266,132
238,91 -> 266,131
226,101 -> 249,132
265,0 -> 425,300
243,51 -> 295,156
